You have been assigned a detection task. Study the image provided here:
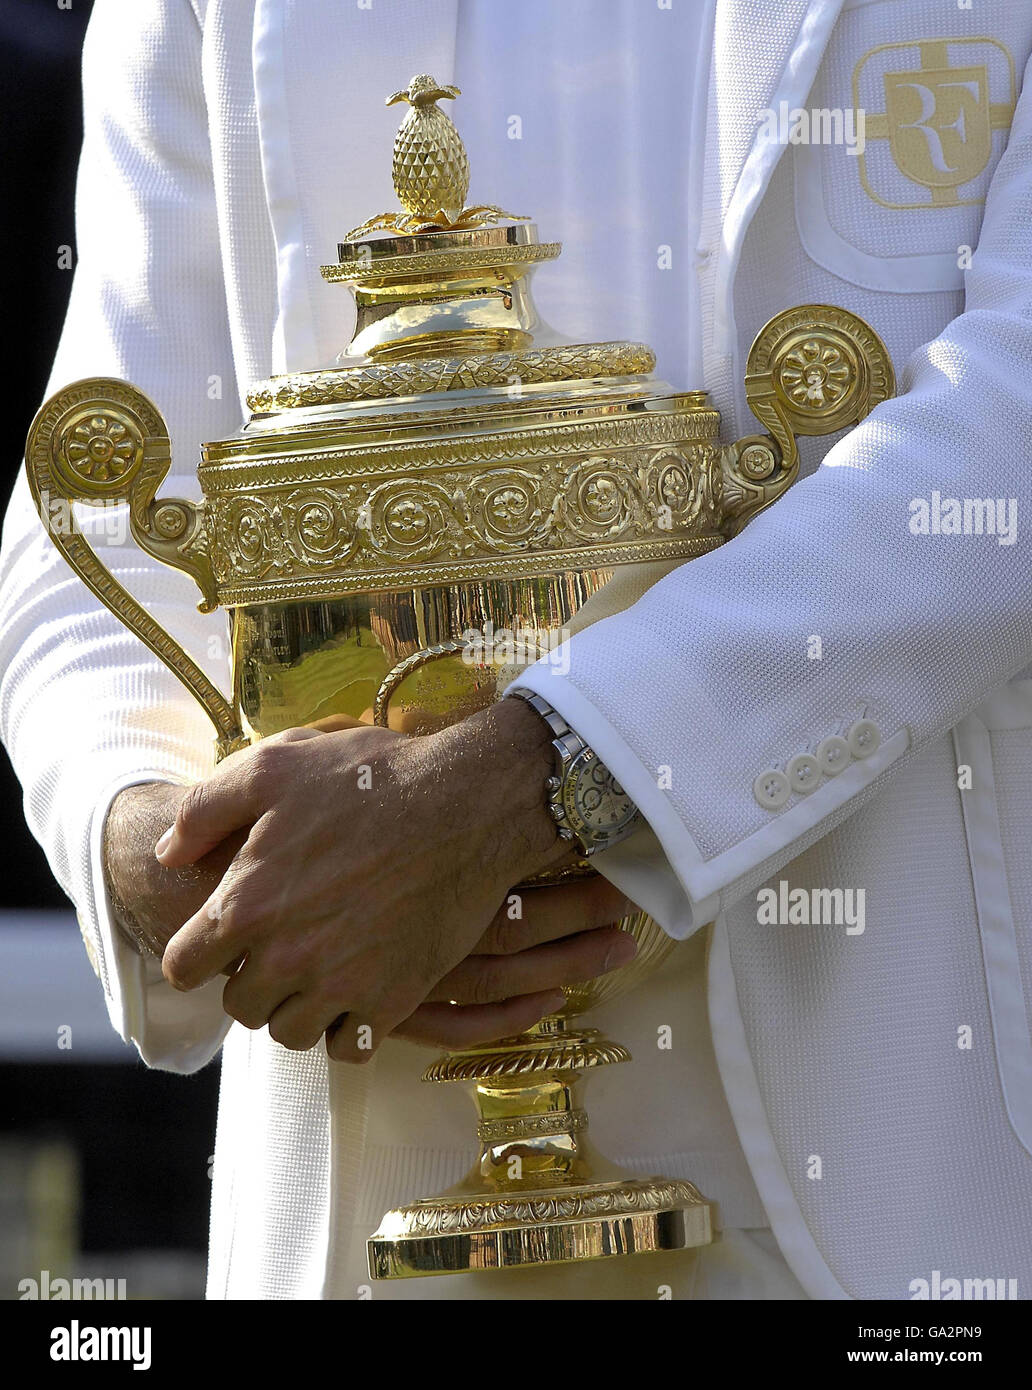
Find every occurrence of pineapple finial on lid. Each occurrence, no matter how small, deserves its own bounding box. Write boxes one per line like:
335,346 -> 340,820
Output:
388,75 -> 468,224
345,74 -> 527,240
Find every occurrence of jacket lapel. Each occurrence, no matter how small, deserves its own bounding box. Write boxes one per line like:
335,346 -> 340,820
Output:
704,0 -> 846,366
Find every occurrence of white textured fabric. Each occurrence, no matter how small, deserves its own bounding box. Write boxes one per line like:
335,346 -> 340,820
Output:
517,0 -> 1032,1299
0,0 -> 239,1071
993,729 -> 1032,1028
4,0 -> 1032,1300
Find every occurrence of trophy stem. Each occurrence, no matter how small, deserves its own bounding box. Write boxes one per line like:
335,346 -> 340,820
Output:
366,1021 -> 714,1280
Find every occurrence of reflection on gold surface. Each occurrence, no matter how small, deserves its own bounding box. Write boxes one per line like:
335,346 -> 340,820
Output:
231,570 -> 609,737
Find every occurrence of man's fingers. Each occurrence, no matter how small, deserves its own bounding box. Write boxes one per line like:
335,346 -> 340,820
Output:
426,926 -> 636,1005
389,991 -> 568,1051
161,834 -> 275,989
155,754 -> 263,868
162,898 -> 231,990
222,955 -> 304,1033
476,875 -> 635,954
265,989 -> 347,1052
154,728 -> 320,868
325,1013 -> 383,1064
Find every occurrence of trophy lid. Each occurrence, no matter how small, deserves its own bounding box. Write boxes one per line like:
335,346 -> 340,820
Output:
243,76 -> 667,427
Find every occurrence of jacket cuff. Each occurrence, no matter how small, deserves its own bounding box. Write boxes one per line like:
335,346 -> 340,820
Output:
508,668 -> 910,940
86,769 -> 230,1073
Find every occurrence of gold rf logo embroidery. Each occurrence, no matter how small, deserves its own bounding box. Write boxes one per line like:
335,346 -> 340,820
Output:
853,37 -> 1015,209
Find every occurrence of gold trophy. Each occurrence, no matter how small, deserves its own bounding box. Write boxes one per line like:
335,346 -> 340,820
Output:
25,77 -> 894,1280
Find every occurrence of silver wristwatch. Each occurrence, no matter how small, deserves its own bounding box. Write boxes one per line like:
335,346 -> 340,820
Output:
509,689 -> 643,856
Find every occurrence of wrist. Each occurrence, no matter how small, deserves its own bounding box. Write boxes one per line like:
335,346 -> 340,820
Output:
103,784 -> 182,957
102,782 -> 246,961
507,689 -> 645,857
437,697 -> 563,887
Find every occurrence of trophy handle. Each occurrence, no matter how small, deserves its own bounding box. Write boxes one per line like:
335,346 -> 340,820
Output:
24,379 -> 247,760
721,304 -> 896,536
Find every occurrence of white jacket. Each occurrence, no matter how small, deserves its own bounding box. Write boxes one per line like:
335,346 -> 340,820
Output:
3,0 -> 1032,1299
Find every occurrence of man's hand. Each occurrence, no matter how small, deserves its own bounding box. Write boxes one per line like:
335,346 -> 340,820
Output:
104,781 -> 246,960
152,701 -> 638,1060
391,874 -> 636,1048
104,777 -> 635,1049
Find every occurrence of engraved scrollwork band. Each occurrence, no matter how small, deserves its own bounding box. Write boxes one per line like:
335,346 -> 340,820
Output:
321,240 -> 562,283
383,1178 -> 709,1235
246,341 -> 655,412
422,1032 -> 632,1082
476,1110 -> 589,1143
203,411 -> 728,603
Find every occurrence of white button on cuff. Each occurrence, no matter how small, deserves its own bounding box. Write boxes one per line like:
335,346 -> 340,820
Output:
816,735 -> 850,777
847,718 -> 881,759
754,768 -> 791,809
786,753 -> 821,795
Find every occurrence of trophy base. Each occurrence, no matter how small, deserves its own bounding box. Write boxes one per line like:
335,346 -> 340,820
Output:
367,1174 -> 712,1280
366,1023 -> 715,1280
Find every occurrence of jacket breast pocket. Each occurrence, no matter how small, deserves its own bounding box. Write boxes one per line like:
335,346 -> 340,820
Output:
953,687 -> 1032,1158
794,31 -> 1018,294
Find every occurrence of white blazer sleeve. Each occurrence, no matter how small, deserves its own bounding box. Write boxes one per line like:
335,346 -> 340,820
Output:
0,0 -> 242,1070
514,52 -> 1032,941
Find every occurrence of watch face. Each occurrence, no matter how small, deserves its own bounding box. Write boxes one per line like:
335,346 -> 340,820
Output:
563,749 -> 639,841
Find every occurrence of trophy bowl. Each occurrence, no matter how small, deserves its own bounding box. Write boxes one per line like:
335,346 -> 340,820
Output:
25,75 -> 894,1280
